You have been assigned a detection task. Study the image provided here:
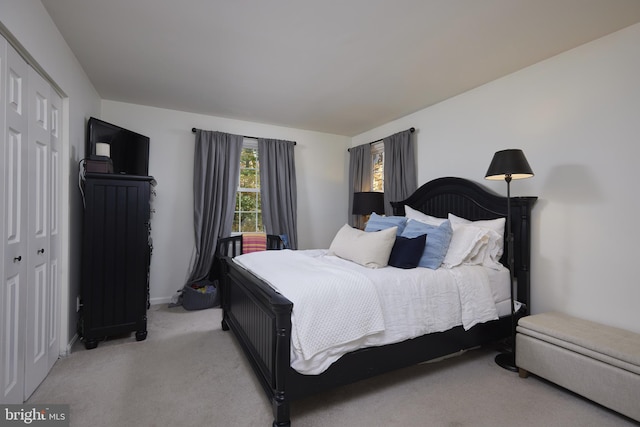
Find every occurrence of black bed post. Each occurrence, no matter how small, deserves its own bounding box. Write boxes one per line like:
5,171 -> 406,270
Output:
219,257 -> 230,331
272,301 -> 293,426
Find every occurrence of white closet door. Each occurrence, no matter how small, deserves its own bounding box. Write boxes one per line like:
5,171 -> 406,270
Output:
24,67 -> 51,399
0,31 -> 7,406
1,40 -> 28,405
48,88 -> 61,370
0,37 -> 5,388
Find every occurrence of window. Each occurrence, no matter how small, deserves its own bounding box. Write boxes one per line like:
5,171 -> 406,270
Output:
232,141 -> 263,233
371,141 -> 384,191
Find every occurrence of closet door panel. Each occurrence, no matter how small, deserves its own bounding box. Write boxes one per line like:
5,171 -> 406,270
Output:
24,68 -> 51,400
1,42 -> 28,405
48,89 -> 61,370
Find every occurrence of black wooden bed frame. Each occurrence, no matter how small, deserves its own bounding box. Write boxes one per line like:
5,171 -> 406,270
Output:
219,177 -> 537,426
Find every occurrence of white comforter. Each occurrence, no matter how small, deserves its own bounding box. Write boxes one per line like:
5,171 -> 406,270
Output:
233,249 -> 385,361
233,249 -> 506,375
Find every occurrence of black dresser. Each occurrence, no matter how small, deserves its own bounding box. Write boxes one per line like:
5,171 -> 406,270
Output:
80,173 -> 155,349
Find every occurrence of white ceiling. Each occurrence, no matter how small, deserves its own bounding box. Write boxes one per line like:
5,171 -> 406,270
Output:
41,0 -> 640,136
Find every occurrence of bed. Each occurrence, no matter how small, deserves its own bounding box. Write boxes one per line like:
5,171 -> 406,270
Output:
219,177 -> 537,426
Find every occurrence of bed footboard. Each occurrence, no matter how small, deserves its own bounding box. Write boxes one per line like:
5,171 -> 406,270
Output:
221,256 -> 293,426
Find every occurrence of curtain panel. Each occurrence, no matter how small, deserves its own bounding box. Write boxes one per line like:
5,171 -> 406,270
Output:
348,143 -> 372,229
383,129 -> 417,215
258,138 -> 298,249
186,130 -> 243,283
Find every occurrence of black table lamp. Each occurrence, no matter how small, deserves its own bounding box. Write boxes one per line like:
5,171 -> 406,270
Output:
485,149 -> 534,371
352,192 -> 385,227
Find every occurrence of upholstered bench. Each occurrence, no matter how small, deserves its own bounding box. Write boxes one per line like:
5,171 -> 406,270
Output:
516,312 -> 640,422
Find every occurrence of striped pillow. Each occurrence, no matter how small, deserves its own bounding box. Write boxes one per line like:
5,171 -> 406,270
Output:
242,233 -> 267,253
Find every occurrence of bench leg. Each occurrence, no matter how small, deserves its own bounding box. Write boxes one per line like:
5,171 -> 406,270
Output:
519,368 -> 529,378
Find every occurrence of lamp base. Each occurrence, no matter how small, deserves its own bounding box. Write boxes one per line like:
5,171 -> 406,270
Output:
495,351 -> 518,372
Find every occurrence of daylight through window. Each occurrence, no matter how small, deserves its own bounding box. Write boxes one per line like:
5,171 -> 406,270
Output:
233,143 -> 263,233
371,141 -> 384,191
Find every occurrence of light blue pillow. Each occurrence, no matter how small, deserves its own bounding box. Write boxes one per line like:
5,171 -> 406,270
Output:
401,219 -> 453,269
364,213 -> 407,236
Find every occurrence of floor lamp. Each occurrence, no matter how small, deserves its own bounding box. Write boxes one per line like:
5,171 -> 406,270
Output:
485,149 -> 534,371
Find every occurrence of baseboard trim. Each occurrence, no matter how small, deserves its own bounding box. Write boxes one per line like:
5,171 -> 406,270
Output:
150,296 -> 172,305
64,333 -> 79,356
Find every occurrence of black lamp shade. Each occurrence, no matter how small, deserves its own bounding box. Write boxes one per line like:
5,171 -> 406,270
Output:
352,192 -> 384,215
485,149 -> 534,181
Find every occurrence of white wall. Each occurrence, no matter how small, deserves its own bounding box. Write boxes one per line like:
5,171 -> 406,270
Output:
352,24 -> 640,333
101,101 -> 350,304
0,0 -> 101,352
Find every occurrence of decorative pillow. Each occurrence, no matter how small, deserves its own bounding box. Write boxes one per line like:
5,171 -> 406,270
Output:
364,213 -> 407,236
388,234 -> 427,269
448,213 -> 506,261
400,219 -> 453,269
328,224 -> 397,268
404,205 -> 447,226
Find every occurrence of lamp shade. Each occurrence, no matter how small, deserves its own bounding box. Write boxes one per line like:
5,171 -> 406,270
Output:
485,149 -> 534,180
352,192 -> 384,215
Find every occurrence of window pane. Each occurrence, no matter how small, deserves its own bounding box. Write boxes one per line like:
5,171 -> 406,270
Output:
240,212 -> 257,232
233,212 -> 239,232
234,146 -> 263,233
372,151 -> 384,192
239,192 -> 256,211
240,168 -> 258,189
240,148 -> 259,189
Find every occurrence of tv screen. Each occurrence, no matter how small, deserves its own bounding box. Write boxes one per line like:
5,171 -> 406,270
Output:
86,117 -> 150,176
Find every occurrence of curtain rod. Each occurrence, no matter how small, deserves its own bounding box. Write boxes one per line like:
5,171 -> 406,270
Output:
347,127 -> 415,152
192,127 -> 296,145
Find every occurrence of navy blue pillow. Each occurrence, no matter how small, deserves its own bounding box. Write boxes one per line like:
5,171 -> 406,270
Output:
388,234 -> 427,269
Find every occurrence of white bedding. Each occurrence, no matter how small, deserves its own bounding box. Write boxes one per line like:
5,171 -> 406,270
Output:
233,249 -> 510,375
232,249 -> 385,361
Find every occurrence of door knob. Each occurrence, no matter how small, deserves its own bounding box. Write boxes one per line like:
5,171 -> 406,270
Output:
37,248 -> 45,254
13,255 -> 22,262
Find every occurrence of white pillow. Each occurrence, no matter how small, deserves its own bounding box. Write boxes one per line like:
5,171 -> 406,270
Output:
442,224 -> 502,269
405,205 -> 447,226
448,213 -> 505,254
446,213 -> 505,268
328,224 -> 397,268
448,213 -> 505,235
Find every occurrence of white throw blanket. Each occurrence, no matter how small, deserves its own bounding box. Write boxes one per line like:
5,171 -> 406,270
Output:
449,265 -> 499,329
233,250 -> 385,361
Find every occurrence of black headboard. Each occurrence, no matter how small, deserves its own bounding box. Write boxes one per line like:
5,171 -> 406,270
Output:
390,177 -> 537,313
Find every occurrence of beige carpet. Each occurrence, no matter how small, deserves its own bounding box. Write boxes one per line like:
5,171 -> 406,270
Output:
28,305 -> 636,427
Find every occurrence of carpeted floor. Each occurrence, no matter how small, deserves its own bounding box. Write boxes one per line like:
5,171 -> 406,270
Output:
27,305 -> 637,427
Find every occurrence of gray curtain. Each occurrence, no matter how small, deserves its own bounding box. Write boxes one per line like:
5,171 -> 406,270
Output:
383,129 -> 417,215
186,130 -> 243,283
348,143 -> 372,229
258,138 -> 298,249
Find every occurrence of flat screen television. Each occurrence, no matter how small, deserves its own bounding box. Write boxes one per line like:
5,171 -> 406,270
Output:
86,117 -> 150,176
